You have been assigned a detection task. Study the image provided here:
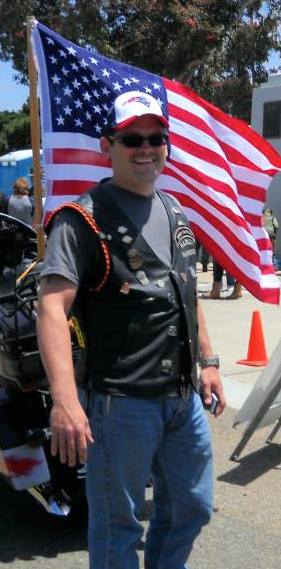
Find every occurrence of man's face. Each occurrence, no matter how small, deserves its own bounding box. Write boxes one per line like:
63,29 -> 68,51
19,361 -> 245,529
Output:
100,115 -> 169,194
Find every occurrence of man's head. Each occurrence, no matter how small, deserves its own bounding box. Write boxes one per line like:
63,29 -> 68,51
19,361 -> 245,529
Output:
13,177 -> 29,196
100,91 -> 169,195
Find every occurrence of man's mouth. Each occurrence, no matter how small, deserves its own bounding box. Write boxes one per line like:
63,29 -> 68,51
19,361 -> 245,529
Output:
132,157 -> 155,164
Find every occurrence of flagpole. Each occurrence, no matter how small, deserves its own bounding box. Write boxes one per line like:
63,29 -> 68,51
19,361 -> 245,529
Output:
27,15 -> 45,259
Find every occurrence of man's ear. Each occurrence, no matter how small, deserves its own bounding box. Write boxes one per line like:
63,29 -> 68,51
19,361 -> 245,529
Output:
166,139 -> 171,162
100,136 -> 112,161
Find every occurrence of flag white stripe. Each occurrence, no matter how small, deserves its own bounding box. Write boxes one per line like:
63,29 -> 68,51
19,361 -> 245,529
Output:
230,164 -> 272,187
237,195 -> 266,215
45,195 -> 77,210
46,163 -> 111,181
44,132 -> 101,151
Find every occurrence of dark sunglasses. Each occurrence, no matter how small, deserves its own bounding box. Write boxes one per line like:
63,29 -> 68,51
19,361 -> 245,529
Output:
108,132 -> 169,148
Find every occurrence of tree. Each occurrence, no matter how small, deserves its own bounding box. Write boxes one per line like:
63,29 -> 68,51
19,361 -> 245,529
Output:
0,1 -> 244,79
0,1 -> 280,121
0,103 -> 31,154
192,1 -> 281,121
0,0 -> 104,80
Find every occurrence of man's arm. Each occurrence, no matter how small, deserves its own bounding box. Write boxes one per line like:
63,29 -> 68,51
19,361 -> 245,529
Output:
197,299 -> 226,416
36,276 -> 94,467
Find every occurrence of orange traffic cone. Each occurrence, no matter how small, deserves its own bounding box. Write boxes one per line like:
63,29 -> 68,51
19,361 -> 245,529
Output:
237,310 -> 268,366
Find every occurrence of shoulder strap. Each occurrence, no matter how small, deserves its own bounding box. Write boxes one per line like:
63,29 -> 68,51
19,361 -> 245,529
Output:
45,200 -> 111,293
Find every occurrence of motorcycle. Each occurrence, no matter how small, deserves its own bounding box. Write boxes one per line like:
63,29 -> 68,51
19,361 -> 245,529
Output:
0,212 -> 88,516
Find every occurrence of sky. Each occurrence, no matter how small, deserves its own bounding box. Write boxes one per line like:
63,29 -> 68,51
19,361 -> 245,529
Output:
0,61 -> 29,111
0,49 -> 280,113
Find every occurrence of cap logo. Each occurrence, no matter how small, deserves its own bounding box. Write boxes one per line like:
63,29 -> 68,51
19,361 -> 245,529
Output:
123,95 -> 151,107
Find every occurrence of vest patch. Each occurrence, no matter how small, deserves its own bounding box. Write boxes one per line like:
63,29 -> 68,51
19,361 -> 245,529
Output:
174,226 -> 196,258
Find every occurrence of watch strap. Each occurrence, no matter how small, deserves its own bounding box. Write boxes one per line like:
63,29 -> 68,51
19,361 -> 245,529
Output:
199,354 -> 220,369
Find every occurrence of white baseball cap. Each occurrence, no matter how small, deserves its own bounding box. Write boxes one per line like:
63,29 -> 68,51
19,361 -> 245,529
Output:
105,91 -> 169,132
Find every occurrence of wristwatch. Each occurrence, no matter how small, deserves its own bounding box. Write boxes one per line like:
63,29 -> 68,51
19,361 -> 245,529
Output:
199,354 -> 220,369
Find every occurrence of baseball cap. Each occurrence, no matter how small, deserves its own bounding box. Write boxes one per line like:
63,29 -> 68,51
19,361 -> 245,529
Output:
104,91 -> 169,133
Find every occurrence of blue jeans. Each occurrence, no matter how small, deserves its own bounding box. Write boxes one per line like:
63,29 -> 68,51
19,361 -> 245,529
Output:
86,391 -> 213,569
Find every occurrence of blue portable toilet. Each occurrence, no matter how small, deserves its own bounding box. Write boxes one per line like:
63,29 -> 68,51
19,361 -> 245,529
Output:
0,149 -> 38,196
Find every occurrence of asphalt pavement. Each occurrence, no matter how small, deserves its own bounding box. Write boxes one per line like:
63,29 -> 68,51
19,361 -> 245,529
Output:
1,264 -> 281,568
187,264 -> 281,569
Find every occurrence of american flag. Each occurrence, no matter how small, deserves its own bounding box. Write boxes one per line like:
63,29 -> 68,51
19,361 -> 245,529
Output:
31,21 -> 281,304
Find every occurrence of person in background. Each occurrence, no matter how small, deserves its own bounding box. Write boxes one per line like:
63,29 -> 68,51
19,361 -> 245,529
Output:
262,206 -> 279,253
7,177 -> 34,226
36,91 -> 226,569
196,240 -> 210,272
0,191 -> 7,213
203,261 -> 242,299
0,191 -> 8,279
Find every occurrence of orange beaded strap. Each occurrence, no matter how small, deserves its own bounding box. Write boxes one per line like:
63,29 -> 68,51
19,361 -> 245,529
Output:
46,202 -> 111,293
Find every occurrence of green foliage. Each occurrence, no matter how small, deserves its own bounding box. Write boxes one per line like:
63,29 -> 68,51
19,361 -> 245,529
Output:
0,0 -> 280,122
192,1 -> 281,121
0,104 -> 31,154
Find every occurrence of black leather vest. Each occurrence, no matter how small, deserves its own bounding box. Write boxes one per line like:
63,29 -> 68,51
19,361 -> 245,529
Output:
72,183 -> 199,397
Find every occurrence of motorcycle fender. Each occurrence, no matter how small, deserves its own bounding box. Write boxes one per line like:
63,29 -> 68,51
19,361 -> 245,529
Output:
0,444 -> 50,490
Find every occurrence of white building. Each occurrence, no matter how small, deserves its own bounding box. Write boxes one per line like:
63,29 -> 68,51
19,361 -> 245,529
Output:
251,74 -> 281,254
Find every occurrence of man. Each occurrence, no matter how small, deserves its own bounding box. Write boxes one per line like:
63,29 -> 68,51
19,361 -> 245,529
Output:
7,177 -> 33,226
37,91 -> 226,569
262,205 -> 279,253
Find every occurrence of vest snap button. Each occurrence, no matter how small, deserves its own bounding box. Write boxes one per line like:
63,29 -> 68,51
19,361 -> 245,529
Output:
117,226 -> 128,234
168,326 -> 177,337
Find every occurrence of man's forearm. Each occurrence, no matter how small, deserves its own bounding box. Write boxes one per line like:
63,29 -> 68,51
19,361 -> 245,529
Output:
197,300 -> 214,357
37,306 -> 79,404
37,302 -> 94,465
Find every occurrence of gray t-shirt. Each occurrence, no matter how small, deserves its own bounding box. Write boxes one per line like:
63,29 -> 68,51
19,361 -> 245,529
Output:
40,182 -> 172,285
8,195 -> 33,226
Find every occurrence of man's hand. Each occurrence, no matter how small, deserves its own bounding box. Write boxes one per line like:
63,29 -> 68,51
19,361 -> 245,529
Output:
200,367 -> 226,417
50,399 -> 94,467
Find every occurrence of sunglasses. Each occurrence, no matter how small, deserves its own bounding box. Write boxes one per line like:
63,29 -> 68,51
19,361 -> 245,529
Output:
108,132 -> 169,148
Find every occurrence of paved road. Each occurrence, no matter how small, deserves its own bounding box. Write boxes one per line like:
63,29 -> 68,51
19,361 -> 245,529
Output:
1,266 -> 281,568
1,407 -> 281,569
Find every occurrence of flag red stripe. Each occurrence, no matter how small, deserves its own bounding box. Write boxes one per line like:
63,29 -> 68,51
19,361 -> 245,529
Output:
53,180 -> 97,195
53,148 -> 110,167
236,180 -> 266,202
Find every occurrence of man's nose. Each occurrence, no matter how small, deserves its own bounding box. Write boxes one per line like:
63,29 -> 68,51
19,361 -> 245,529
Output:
139,139 -> 153,149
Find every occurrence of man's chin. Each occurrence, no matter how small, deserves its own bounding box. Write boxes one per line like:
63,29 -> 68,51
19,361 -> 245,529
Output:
132,166 -> 159,181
